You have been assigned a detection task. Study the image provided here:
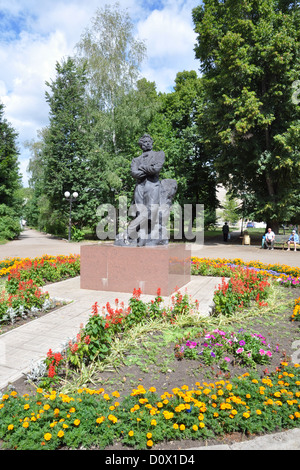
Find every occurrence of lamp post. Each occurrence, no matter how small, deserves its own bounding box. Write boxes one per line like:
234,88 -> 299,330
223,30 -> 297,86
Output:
64,191 -> 78,242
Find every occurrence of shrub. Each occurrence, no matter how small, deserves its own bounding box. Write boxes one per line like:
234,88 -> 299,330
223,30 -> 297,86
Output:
0,205 -> 21,240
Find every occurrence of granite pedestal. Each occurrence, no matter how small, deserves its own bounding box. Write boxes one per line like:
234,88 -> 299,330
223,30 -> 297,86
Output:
80,243 -> 191,296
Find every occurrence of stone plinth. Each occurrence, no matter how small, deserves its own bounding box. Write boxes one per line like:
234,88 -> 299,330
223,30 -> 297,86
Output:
80,243 -> 191,296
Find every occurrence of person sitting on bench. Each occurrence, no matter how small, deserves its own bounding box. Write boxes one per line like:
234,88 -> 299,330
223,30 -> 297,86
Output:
287,230 -> 299,252
264,228 -> 275,250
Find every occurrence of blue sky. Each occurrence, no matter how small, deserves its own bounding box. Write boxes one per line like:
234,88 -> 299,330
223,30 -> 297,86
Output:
0,0 -> 201,186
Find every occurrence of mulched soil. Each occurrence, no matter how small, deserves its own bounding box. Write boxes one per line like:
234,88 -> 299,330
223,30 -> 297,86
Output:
2,286 -> 299,450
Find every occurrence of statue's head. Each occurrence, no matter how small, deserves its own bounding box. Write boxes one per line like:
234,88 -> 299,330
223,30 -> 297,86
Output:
138,134 -> 153,151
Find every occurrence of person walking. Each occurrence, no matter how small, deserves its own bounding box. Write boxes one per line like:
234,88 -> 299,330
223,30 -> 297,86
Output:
222,222 -> 229,242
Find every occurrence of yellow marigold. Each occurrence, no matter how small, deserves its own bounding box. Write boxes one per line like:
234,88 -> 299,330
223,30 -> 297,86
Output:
147,440 -> 153,447
192,425 -> 198,431
149,387 -> 156,393
24,404 -> 30,410
57,430 -> 64,438
243,412 -> 250,419
108,414 -> 117,423
112,391 -> 120,398
43,404 -> 50,411
73,419 -> 80,426
180,424 -> 185,431
22,422 -> 29,428
173,423 -> 178,429
163,411 -> 174,420
69,407 -> 76,413
128,430 -> 134,437
256,409 -> 262,415
199,422 -> 205,428
7,424 -> 14,431
147,432 -> 152,439
44,433 -> 52,441
151,419 -> 157,426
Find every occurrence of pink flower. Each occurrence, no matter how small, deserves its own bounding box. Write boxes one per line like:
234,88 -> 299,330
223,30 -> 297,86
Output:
236,348 -> 244,354
259,349 -> 265,355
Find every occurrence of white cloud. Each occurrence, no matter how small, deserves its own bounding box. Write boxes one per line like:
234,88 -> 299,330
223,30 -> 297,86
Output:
0,0 -> 201,186
138,8 -> 196,58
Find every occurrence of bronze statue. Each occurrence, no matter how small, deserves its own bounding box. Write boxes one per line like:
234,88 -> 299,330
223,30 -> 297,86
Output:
115,134 -> 177,246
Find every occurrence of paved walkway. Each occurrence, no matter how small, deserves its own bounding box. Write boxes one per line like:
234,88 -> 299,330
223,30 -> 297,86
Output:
0,228 -> 300,450
1,227 -> 300,267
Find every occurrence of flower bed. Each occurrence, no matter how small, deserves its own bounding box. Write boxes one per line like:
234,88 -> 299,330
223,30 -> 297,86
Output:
175,327 -> 275,371
40,288 -> 193,388
0,256 -> 299,450
0,255 -> 80,326
0,362 -> 299,450
213,268 -> 270,316
191,257 -> 300,286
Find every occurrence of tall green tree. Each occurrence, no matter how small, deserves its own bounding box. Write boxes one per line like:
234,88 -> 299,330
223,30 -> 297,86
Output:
157,71 -> 218,227
193,0 -> 300,231
0,101 -> 22,210
75,3 -> 146,154
41,57 -> 98,233
0,101 -> 22,239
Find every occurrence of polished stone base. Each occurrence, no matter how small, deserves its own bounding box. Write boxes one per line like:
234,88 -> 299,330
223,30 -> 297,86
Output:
80,243 -> 191,296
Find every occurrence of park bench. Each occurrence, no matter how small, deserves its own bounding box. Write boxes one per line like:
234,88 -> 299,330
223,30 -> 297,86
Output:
265,234 -> 300,250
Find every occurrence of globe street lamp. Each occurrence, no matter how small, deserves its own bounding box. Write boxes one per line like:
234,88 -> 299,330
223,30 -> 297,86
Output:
64,191 -> 78,242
